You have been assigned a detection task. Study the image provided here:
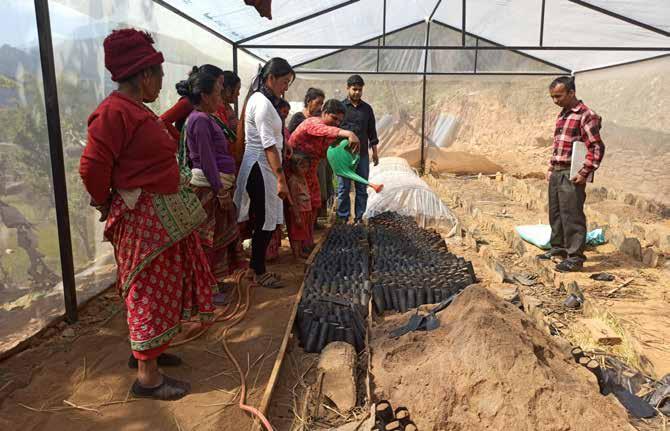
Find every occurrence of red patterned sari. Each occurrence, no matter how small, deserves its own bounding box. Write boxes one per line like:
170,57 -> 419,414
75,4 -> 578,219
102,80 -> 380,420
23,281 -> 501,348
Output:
105,179 -> 216,359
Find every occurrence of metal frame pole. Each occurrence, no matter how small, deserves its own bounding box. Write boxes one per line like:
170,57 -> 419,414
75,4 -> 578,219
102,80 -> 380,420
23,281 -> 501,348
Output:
233,44 -> 239,116
295,71 -> 565,76
474,38 -> 479,72
151,0 -> 265,63
293,20 -> 423,69
377,0 -> 387,72
540,0 -> 546,46
243,44 -> 669,52
420,23 -> 431,174
420,0 -> 444,173
237,0 -> 360,44
34,0 -> 78,323
462,0 -> 466,46
567,0 -> 670,37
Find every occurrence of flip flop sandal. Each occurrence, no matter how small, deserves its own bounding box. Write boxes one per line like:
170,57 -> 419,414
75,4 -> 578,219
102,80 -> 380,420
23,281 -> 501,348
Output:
128,352 -> 182,369
394,407 -> 411,427
375,400 -> 394,425
131,374 -> 191,401
256,273 -> 284,289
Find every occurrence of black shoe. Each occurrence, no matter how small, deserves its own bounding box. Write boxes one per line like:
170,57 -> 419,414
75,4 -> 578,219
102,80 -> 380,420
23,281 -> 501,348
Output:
128,352 -> 182,369
555,258 -> 583,273
130,374 -> 191,401
537,248 -> 567,260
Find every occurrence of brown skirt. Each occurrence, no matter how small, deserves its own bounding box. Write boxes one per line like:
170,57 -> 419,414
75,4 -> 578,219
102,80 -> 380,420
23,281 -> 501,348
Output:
193,186 -> 247,284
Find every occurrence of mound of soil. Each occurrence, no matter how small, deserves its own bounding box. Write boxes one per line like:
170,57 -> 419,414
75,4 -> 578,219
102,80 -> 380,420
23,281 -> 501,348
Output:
370,285 -> 632,430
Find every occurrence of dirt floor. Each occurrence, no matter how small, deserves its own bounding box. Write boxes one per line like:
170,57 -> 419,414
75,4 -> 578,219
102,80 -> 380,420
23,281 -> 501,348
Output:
0,260 -> 117,358
266,178 -> 669,430
1,181 -> 668,430
0,241 -> 306,431
434,175 -> 670,379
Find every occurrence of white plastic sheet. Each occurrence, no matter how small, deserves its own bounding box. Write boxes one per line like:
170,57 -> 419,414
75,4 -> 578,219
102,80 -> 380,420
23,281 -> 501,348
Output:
161,0 -> 668,72
364,158 -> 458,231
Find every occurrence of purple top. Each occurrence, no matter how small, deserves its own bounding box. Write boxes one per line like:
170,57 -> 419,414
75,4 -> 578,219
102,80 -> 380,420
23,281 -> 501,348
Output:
186,110 -> 236,192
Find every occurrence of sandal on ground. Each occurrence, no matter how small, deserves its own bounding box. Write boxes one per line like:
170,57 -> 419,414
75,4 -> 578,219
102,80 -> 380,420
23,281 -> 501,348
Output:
128,352 -> 182,369
537,248 -> 567,260
255,272 -> 284,289
555,258 -> 584,273
131,374 -> 191,400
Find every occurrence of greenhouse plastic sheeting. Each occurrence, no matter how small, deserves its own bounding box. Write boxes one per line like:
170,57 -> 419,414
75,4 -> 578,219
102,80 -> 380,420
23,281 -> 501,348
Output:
364,158 -> 458,230
166,0 -> 669,72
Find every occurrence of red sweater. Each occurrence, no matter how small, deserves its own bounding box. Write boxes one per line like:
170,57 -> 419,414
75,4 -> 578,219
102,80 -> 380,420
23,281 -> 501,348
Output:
80,91 -> 179,204
160,96 -> 193,141
288,117 -> 341,208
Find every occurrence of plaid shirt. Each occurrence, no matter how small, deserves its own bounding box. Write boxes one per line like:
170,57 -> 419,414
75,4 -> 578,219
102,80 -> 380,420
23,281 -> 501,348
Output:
549,101 -> 605,178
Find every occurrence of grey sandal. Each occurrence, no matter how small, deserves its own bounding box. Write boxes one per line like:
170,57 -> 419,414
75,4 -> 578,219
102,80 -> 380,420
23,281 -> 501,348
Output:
256,272 -> 283,289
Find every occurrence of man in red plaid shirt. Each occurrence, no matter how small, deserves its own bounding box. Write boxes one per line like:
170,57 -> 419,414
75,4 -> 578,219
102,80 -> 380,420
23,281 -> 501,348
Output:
539,76 -> 605,272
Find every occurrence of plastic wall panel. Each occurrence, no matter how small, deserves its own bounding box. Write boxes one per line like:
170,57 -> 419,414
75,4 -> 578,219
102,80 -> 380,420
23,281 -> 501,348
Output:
49,0 -> 237,315
0,1 -> 64,354
163,0 -> 344,41
576,56 -> 670,205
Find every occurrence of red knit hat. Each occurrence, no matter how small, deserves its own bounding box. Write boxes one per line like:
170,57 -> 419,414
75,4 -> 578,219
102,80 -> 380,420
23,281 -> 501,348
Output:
103,29 -> 165,82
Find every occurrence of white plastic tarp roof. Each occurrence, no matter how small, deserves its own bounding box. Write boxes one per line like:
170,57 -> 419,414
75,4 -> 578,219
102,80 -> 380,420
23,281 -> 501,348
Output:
165,0 -> 670,72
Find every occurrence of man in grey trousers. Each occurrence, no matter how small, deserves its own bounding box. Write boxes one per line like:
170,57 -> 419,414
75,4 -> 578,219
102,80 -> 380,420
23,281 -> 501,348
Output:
540,76 -> 605,272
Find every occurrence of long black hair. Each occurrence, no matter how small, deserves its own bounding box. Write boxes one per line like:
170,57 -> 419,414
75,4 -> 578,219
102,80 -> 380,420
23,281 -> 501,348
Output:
186,64 -> 225,105
244,57 -> 295,103
238,57 -> 295,147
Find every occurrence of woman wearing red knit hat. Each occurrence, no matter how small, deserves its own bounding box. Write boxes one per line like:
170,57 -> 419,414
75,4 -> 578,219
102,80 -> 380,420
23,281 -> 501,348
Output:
79,28 -> 216,400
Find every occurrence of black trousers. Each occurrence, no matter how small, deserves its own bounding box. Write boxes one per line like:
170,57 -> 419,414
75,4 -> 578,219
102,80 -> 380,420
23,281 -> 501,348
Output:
246,163 -> 274,275
548,168 -> 587,260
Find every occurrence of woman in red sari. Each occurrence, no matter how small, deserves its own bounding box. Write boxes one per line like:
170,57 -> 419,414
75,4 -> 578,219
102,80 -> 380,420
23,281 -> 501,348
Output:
288,99 -> 359,241
80,29 -> 215,400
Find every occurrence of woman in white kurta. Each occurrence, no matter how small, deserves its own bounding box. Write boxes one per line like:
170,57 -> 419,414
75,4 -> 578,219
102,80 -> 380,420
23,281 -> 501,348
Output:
234,58 -> 294,288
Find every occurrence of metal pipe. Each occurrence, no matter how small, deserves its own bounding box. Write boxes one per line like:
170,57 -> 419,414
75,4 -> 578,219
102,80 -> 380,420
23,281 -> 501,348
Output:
429,0 -> 443,20
151,0 -> 265,63
34,0 -> 78,323
243,44 -> 669,51
420,20 -> 431,174
294,70 -> 566,76
377,0 -> 387,72
152,0 -> 235,44
566,0 -> 670,37
292,19 -> 424,69
432,19 -> 571,73
574,53 -> 670,74
462,0 -> 466,46
232,44 -> 239,116
540,0 -> 546,46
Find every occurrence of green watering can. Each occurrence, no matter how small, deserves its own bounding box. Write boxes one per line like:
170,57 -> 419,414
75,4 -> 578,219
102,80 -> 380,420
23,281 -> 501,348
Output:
326,139 -> 384,193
